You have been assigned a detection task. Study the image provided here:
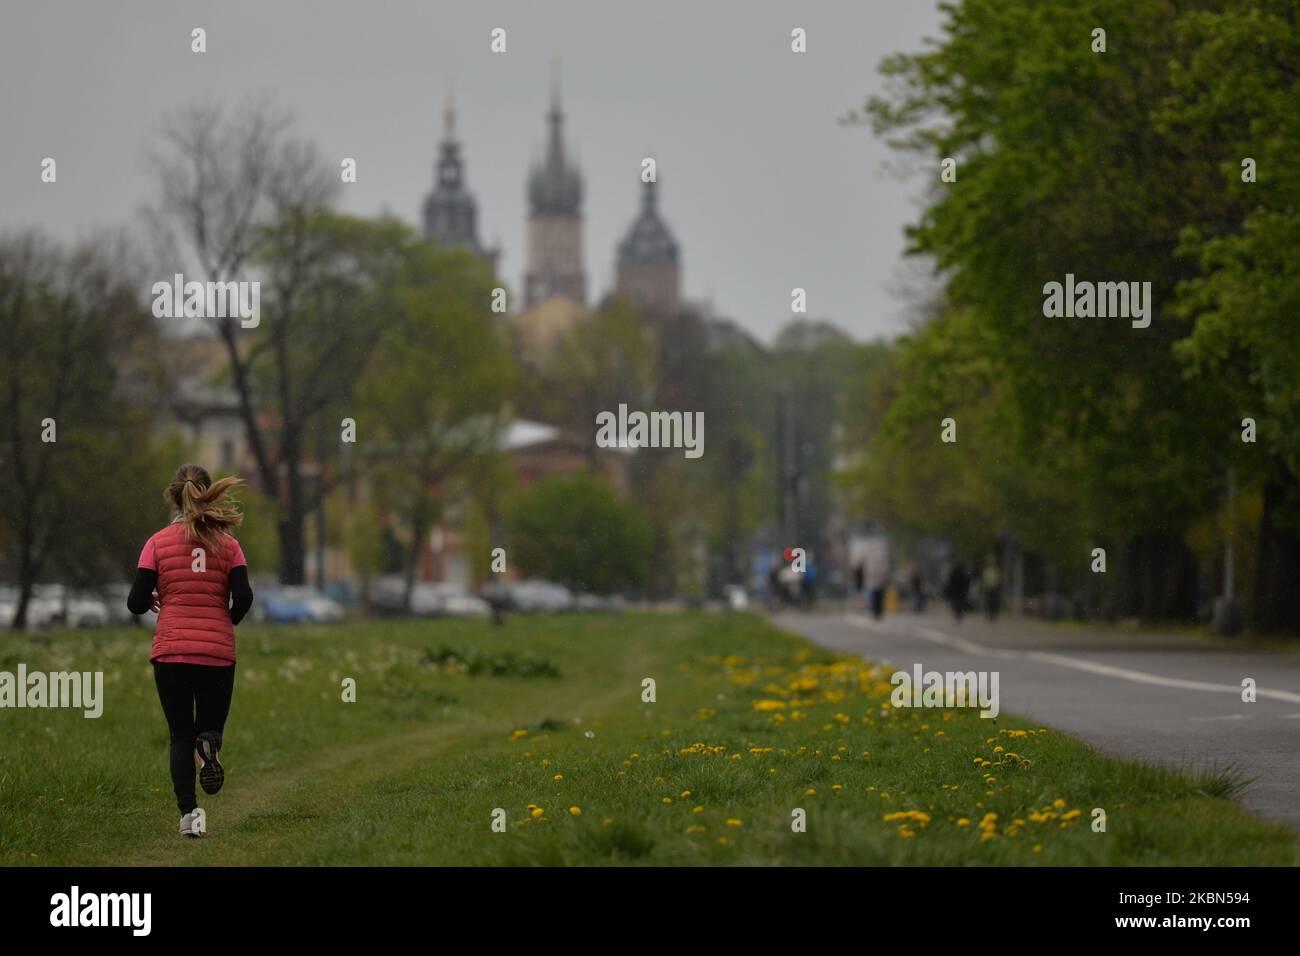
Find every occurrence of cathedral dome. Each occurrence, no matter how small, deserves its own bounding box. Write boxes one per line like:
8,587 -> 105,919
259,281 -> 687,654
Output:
618,179 -> 678,266
528,161 -> 582,216
528,106 -> 582,216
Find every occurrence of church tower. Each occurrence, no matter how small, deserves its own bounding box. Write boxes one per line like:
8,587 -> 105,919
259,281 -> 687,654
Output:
524,67 -> 585,308
615,177 -> 681,316
422,95 -> 498,274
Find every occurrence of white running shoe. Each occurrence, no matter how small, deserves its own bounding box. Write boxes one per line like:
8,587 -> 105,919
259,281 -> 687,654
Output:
179,808 -> 205,838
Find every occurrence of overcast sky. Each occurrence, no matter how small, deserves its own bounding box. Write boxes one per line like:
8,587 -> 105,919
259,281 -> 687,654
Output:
1,0 -> 945,344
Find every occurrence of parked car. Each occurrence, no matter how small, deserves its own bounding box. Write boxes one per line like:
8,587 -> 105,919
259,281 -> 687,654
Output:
65,591 -> 110,627
256,586 -> 344,624
369,577 -> 430,616
574,593 -> 627,613
0,585 -> 110,629
0,587 -> 23,629
27,585 -> 68,628
426,583 -> 491,618
100,583 -> 158,629
370,578 -> 490,618
323,580 -> 356,607
480,580 -> 574,614
100,583 -> 137,626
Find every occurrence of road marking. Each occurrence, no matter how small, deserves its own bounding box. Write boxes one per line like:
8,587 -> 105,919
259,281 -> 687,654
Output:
1187,714 -> 1253,722
842,615 -> 1300,705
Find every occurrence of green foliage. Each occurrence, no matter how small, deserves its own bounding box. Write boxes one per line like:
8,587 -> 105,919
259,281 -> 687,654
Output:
0,232 -> 163,599
541,294 -> 658,461
1161,0 -> 1300,485
507,473 -> 653,594
840,0 -> 1300,617
342,496 -> 382,583
355,238 -> 516,589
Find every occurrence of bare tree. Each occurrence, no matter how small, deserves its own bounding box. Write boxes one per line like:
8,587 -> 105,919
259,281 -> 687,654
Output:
145,99 -> 389,583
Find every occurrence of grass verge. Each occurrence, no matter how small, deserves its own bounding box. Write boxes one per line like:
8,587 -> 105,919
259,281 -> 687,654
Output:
1,612 -> 1295,865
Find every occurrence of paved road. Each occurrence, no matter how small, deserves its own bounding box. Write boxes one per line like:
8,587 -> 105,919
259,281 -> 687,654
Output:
771,609 -> 1300,829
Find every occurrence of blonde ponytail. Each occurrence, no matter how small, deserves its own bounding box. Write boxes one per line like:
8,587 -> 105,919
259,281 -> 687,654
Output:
165,465 -> 244,554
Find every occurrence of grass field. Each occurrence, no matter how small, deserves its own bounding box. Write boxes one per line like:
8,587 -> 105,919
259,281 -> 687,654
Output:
1,612 -> 1296,866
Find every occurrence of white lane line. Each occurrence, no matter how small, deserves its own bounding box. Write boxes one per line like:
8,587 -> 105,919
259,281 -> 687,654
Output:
1187,714 -> 1253,722
841,615 -> 1300,705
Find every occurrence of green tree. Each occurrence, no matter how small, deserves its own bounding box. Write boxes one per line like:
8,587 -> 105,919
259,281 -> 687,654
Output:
541,294 -> 658,470
1159,0 -> 1300,631
507,474 -> 652,595
852,0 -> 1228,619
0,232 -> 161,626
355,242 -> 515,610
149,101 -> 408,584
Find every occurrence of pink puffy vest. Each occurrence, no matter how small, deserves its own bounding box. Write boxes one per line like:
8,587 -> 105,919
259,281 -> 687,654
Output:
148,522 -> 239,663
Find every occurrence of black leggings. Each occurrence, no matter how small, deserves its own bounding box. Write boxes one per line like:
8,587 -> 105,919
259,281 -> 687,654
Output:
152,661 -> 236,814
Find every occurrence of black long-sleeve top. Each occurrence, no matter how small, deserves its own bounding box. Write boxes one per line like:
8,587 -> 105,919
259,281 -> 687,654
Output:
126,565 -> 254,625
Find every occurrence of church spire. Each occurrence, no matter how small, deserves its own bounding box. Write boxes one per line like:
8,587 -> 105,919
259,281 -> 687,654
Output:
524,61 -> 586,308
528,60 -> 582,218
443,89 -> 456,140
422,90 -> 497,275
616,173 -> 681,316
550,54 -> 562,114
546,56 -> 567,170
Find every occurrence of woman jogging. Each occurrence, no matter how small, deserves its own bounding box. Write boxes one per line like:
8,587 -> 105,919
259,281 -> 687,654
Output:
127,465 -> 254,838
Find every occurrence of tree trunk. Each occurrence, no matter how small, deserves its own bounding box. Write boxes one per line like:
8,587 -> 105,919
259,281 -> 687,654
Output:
402,511 -> 429,614
12,580 -> 33,631
278,512 -> 306,585
277,429 -> 306,585
11,525 -> 38,630
1253,476 -> 1300,636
